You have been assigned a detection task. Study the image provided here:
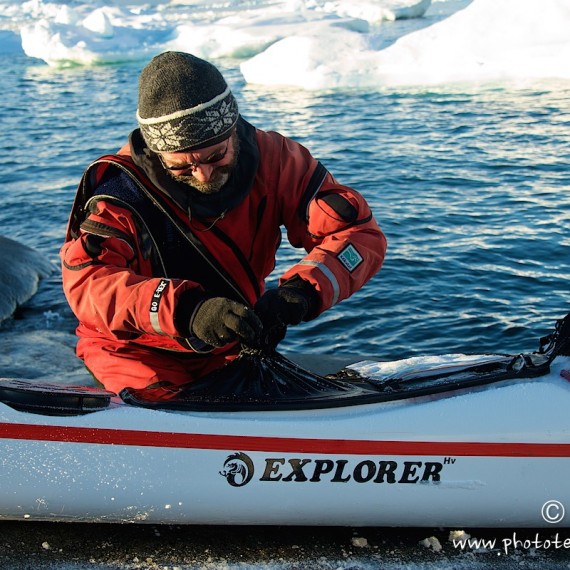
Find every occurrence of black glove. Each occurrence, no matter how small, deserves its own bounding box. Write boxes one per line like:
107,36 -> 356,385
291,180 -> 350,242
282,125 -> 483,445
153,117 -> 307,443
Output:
190,297 -> 263,348
254,278 -> 318,349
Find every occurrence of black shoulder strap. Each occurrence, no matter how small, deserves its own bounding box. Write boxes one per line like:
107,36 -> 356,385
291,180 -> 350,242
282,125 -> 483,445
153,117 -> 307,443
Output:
84,158 -> 250,304
298,161 -> 328,222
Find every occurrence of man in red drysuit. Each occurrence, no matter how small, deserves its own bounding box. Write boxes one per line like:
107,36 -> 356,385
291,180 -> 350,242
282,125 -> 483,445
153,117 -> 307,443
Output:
60,51 -> 387,399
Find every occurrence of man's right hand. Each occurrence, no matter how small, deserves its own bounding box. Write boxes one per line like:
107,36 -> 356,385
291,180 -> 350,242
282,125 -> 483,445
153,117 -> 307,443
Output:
190,297 -> 263,348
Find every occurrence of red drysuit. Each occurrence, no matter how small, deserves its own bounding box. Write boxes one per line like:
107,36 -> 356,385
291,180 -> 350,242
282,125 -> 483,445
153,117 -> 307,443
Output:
61,118 -> 387,396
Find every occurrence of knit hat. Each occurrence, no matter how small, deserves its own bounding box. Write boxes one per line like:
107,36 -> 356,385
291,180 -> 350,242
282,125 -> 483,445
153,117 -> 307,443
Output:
136,51 -> 239,153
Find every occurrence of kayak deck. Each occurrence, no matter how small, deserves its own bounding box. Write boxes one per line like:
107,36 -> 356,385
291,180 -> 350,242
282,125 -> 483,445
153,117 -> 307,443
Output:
0,348 -> 555,415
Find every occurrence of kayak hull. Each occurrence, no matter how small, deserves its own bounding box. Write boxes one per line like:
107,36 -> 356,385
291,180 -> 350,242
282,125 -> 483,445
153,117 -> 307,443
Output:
1,356 -> 569,527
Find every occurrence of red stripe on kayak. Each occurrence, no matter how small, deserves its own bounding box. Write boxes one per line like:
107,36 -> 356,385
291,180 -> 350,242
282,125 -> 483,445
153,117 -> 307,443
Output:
1,422 -> 569,457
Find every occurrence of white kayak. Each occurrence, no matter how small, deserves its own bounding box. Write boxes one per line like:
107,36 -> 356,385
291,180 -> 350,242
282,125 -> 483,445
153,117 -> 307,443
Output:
0,319 -> 569,528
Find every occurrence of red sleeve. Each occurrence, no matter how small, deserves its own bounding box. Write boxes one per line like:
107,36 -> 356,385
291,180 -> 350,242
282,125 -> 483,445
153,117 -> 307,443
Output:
259,131 -> 387,315
60,199 -> 203,341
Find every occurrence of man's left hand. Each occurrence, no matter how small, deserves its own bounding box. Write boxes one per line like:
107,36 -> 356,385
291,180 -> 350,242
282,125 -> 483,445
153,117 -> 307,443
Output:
254,279 -> 317,349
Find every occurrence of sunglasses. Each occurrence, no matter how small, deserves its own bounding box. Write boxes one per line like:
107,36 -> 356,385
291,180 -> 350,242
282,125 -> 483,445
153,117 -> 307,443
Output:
160,139 -> 230,173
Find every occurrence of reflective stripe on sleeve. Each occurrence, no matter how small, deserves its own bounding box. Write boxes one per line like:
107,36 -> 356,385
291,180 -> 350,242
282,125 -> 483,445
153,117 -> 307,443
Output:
150,278 -> 169,335
297,260 -> 340,306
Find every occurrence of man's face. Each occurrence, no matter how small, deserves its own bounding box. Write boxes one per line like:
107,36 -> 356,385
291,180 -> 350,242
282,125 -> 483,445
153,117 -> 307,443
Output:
159,132 -> 239,194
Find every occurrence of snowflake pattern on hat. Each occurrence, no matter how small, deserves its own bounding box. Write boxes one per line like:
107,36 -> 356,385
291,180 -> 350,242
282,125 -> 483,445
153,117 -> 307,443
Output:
144,123 -> 184,152
205,100 -> 238,135
140,92 -> 238,152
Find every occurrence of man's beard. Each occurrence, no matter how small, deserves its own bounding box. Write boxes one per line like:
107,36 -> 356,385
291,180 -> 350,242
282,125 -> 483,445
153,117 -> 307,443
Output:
169,135 -> 239,194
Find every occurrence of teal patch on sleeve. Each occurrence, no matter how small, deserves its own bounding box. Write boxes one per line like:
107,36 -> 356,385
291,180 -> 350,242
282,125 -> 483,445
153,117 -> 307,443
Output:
337,244 -> 363,272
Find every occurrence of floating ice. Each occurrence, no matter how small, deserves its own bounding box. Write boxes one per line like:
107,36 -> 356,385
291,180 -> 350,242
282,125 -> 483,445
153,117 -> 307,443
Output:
2,0 -> 568,89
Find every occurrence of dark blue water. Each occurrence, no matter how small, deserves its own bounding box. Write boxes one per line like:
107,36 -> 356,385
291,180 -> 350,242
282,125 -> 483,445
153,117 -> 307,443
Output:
1,53 -> 569,379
